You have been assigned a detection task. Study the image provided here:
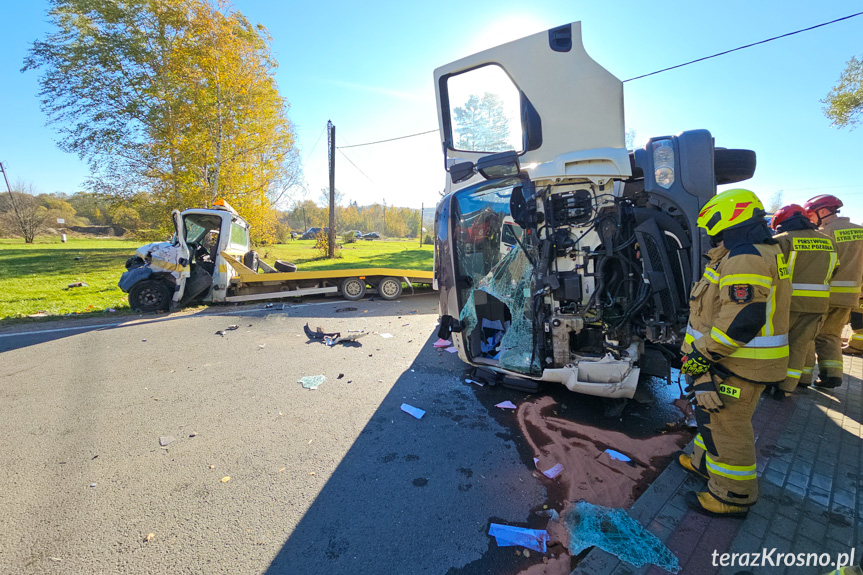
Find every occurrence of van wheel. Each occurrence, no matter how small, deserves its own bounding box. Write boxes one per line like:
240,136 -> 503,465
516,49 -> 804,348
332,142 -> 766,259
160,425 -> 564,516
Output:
377,277 -> 402,300
341,277 -> 366,300
714,149 -> 756,185
274,260 -> 297,272
243,250 -> 259,272
128,280 -> 172,312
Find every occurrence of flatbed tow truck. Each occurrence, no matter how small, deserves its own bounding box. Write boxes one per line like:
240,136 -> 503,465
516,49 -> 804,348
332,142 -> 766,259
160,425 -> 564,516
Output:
118,200 -> 432,312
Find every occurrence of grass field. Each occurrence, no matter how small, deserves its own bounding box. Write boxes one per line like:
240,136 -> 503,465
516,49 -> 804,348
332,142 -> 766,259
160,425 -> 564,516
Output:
0,236 -> 433,322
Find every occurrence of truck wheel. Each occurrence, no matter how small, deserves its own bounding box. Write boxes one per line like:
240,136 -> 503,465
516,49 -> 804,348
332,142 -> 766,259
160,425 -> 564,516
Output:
274,260 -> 297,272
714,149 -> 756,185
340,277 -> 366,300
128,280 -> 172,312
243,250 -> 259,272
377,277 -> 402,300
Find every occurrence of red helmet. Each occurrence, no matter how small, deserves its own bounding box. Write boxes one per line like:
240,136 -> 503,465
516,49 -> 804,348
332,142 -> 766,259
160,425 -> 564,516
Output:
770,204 -> 807,230
804,194 -> 843,214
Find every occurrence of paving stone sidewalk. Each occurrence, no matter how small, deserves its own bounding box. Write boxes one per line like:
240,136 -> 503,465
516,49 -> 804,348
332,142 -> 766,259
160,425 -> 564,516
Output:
573,355 -> 863,575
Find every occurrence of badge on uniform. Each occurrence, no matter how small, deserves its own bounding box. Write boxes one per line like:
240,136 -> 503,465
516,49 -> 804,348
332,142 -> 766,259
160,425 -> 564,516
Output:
729,284 -> 753,303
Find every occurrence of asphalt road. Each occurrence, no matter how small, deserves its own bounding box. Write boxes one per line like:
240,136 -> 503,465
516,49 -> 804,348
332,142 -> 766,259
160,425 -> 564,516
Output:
0,293 -> 687,575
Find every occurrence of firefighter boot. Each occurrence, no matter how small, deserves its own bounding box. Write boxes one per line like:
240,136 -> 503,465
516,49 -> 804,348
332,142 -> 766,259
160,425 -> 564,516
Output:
815,376 -> 843,389
675,451 -> 708,481
685,491 -> 749,518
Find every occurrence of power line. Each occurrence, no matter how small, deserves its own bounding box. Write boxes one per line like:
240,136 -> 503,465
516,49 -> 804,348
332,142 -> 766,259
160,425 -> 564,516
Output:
623,11 -> 863,82
336,129 -> 438,149
337,148 -> 375,183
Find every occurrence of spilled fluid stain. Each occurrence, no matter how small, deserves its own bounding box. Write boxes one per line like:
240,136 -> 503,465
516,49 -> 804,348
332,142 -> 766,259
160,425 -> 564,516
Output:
517,396 -> 690,508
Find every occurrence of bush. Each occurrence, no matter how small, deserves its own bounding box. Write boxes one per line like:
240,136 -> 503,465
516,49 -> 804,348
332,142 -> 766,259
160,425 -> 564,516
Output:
314,231 -> 339,258
130,229 -> 166,242
341,231 -> 356,244
423,233 -> 433,245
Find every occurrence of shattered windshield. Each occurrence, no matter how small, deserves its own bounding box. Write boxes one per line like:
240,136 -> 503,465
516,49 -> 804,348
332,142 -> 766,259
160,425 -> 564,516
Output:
452,178 -> 539,375
183,214 -> 222,244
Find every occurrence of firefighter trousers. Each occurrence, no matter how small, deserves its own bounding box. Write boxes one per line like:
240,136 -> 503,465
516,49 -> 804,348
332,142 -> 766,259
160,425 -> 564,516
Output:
846,311 -> 863,352
810,306 -> 851,381
781,311 -> 825,392
689,374 -> 763,506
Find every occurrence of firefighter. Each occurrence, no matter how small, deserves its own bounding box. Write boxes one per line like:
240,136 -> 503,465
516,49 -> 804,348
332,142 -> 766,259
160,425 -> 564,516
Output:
676,188 -> 790,518
771,204 -> 837,394
843,309 -> 863,355
803,194 -> 863,388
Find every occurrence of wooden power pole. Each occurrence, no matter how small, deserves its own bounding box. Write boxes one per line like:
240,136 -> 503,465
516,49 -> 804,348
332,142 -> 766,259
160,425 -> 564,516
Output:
327,120 -> 336,258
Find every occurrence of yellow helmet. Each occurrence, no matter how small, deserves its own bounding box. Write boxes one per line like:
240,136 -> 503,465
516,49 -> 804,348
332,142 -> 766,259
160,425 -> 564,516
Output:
697,188 -> 764,236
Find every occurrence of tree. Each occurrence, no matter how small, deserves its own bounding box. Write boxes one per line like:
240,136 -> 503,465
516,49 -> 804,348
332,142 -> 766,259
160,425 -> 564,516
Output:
453,92 -> 512,152
766,191 -> 784,214
0,181 -> 48,243
24,0 -> 302,243
822,55 -> 863,130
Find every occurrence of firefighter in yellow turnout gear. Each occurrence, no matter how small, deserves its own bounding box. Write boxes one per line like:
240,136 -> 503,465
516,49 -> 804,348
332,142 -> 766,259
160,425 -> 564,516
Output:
803,194 -> 863,388
677,189 -> 791,518
771,204 -> 837,393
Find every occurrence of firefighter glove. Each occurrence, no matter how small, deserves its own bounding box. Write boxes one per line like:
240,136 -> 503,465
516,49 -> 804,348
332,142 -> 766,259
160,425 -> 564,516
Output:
688,373 -> 725,413
681,349 -> 712,376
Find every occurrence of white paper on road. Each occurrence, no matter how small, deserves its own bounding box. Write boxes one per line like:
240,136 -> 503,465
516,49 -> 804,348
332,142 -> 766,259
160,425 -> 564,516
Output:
495,400 -> 517,410
488,523 -> 549,553
380,333 -> 394,339
541,463 -> 564,479
445,346 -> 458,354
400,403 -> 425,419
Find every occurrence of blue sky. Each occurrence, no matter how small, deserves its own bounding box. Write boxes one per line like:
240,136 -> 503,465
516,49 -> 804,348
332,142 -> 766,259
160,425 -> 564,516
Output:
2,0 -> 862,217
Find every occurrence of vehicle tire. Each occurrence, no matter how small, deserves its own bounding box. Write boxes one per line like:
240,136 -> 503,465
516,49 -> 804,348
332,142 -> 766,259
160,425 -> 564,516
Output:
128,280 -> 172,312
340,277 -> 366,301
274,260 -> 297,273
377,276 -> 402,300
243,250 -> 259,272
714,149 -> 756,185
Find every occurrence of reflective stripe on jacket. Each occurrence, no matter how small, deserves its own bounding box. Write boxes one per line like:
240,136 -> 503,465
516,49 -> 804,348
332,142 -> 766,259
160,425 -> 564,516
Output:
683,242 -> 791,384
820,217 -> 863,307
774,228 -> 837,313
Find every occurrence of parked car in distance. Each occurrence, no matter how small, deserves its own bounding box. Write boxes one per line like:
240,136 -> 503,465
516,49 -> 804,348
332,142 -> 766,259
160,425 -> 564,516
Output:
301,227 -> 329,240
362,232 -> 381,240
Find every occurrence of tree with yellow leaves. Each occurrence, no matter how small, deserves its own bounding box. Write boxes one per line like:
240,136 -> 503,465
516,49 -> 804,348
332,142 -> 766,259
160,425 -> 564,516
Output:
24,0 -> 300,243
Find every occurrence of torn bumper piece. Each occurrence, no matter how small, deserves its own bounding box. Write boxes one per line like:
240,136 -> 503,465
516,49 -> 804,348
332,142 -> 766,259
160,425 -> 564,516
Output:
540,343 -> 641,399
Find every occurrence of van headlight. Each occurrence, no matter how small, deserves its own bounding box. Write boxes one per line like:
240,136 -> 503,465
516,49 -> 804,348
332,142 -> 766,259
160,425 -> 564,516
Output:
652,140 -> 675,189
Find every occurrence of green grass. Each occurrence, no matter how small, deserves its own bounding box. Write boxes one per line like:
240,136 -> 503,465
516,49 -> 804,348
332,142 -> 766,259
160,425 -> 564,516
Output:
0,236 -> 433,322
258,238 -> 433,271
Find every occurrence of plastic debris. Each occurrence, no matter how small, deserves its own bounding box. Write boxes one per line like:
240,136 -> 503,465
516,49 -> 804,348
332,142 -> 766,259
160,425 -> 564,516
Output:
541,463 -> 565,479
379,333 -> 393,339
144,533 -> 155,542
215,330 -> 226,337
466,378 -> 484,387
226,325 -> 239,331
265,303 -> 274,308
564,501 -> 680,573
305,323 -> 367,346
433,338 -> 452,348
159,436 -> 176,446
221,476 -> 231,483
336,307 -> 357,313
89,483 -> 97,488
495,401 -> 517,410
445,346 -> 458,354
337,373 -> 344,379
400,403 -> 425,419
66,281 -> 89,288
488,523 -> 549,553
604,449 -> 632,462
299,375 -> 326,390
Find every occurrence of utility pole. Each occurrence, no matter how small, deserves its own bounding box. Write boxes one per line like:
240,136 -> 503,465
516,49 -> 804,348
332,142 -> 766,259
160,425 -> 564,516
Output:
327,120 -> 336,258
0,162 -> 23,227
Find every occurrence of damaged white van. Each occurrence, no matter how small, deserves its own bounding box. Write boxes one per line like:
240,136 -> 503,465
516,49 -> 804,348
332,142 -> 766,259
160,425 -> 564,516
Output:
433,23 -> 756,399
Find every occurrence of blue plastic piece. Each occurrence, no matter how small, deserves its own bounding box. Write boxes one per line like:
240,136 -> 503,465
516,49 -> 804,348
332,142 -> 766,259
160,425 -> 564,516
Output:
565,501 -> 680,573
488,523 -> 548,553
